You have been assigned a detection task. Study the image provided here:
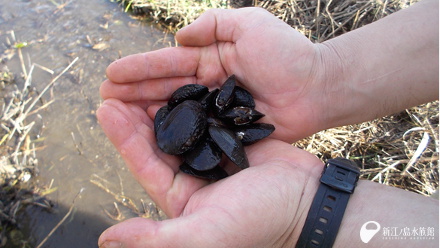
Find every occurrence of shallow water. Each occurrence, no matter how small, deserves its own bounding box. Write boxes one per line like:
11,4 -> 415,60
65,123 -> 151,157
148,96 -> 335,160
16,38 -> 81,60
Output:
0,0 -> 173,247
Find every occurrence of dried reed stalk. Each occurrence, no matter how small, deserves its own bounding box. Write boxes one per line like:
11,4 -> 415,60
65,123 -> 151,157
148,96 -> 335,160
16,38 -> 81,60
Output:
1,30 -> 79,244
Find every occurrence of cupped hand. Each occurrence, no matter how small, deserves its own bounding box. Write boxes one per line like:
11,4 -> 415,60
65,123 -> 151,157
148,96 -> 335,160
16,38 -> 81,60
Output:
97,98 -> 324,247
100,8 -> 329,143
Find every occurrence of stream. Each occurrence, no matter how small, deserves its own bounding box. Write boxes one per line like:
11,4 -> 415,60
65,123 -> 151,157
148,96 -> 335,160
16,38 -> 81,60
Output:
0,0 -> 173,247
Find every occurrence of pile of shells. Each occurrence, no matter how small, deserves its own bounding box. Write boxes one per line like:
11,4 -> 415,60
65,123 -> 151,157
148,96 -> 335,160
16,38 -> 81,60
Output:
154,75 -> 275,180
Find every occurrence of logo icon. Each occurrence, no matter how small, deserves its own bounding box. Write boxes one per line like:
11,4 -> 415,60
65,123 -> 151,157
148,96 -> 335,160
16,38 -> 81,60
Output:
360,221 -> 381,243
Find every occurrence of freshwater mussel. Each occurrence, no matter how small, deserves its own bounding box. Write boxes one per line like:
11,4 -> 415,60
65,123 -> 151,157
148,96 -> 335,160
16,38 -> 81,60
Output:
154,75 -> 275,180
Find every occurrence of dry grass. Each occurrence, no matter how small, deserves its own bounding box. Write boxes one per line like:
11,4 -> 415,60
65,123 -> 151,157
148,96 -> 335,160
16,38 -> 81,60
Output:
116,0 -> 438,197
295,102 -> 439,196
118,0 -> 228,31
260,0 -> 419,42
0,31 -> 78,246
116,0 -> 419,37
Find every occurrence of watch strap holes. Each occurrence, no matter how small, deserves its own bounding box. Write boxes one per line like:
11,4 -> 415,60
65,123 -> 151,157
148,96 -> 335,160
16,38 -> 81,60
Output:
311,239 -> 320,246
327,195 -> 336,201
314,229 -> 324,235
323,205 -> 332,212
319,217 -> 328,224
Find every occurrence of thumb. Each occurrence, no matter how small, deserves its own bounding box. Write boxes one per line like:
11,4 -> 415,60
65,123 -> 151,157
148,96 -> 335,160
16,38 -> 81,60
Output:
98,213 -> 226,248
176,9 -> 228,46
176,8 -> 262,46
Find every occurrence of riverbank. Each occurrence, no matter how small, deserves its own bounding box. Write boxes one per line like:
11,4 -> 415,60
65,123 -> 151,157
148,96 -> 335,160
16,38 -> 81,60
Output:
117,0 -> 417,40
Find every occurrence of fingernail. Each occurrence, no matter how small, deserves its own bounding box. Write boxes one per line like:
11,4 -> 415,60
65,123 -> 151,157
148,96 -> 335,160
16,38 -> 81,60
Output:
99,241 -> 124,248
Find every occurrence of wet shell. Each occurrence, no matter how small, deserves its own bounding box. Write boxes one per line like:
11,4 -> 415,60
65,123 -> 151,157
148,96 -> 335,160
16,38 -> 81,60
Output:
156,100 -> 207,155
199,89 -> 219,111
154,74 -> 276,180
232,86 -> 255,108
184,137 -> 222,171
179,163 -> 228,180
234,123 -> 275,146
168,84 -> 209,108
220,106 -> 265,125
154,105 -> 170,135
214,75 -> 236,115
208,125 -> 249,169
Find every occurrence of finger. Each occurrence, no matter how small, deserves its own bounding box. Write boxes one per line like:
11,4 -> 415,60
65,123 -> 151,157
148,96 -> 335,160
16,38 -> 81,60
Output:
146,104 -> 162,121
99,76 -> 196,101
98,213 -> 226,248
97,98 -> 176,182
106,47 -> 202,83
176,8 -> 268,46
97,99 -> 207,216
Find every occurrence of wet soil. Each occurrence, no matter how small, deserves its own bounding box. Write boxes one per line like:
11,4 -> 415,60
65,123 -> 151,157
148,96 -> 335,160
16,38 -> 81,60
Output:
0,0 -> 172,247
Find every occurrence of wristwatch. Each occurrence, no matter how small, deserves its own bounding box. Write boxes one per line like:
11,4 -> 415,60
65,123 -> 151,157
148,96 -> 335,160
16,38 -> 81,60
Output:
295,157 -> 360,248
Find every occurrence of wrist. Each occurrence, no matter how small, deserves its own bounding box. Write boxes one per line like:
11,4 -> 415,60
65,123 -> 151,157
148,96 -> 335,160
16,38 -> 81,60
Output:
311,42 -> 355,131
333,180 -> 439,248
293,158 -> 361,248
271,157 -> 324,248
311,0 -> 439,131
292,178 -> 438,248
289,169 -> 323,246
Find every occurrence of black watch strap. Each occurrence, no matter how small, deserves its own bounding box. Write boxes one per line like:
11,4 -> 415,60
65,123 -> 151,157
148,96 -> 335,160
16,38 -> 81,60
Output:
295,158 -> 360,248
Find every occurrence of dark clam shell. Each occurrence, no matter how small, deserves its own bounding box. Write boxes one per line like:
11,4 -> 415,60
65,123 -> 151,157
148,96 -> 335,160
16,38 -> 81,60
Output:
184,137 -> 222,171
214,75 -> 236,115
154,105 -> 170,135
208,126 -> 249,169
168,84 -> 209,108
179,163 -> 228,180
199,89 -> 219,111
232,86 -> 255,108
207,117 -> 227,128
220,106 -> 265,125
156,100 -> 207,155
234,123 -> 275,146
154,74 -> 275,180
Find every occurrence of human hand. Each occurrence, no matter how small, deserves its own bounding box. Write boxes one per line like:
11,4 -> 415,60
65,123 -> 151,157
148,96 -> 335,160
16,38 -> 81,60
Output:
100,8 -> 330,143
96,98 -> 324,248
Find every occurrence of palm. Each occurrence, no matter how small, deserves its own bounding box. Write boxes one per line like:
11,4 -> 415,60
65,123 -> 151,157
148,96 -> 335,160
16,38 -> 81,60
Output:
97,99 -> 206,217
